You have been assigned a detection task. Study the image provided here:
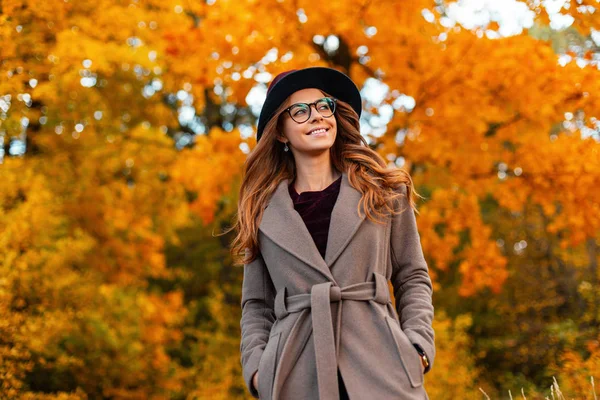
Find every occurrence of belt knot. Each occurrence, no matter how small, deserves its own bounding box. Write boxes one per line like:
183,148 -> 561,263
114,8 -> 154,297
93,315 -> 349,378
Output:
329,285 -> 342,301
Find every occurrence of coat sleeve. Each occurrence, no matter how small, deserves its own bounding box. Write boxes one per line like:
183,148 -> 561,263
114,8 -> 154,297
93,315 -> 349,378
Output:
389,183 -> 436,372
240,247 -> 276,398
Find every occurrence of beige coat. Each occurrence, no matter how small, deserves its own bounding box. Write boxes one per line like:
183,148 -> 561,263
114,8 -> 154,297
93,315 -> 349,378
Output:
240,171 -> 435,400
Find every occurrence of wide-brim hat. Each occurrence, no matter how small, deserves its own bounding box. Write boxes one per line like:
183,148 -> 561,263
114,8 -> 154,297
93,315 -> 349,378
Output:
256,67 -> 362,142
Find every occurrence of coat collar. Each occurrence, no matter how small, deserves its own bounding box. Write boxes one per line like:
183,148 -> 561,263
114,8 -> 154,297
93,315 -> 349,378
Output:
259,171 -> 365,282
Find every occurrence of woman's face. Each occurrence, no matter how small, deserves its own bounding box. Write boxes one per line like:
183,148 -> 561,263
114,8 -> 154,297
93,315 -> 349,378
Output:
278,88 -> 337,156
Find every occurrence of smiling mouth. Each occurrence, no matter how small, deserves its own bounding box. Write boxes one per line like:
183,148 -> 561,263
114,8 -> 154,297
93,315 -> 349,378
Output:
306,128 -> 329,135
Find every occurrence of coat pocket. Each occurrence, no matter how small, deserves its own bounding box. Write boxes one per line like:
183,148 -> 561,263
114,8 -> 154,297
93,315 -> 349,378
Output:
257,332 -> 282,400
384,316 -> 424,388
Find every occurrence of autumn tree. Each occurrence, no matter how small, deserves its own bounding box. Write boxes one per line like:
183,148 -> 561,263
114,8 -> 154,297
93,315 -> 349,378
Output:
1,0 -> 599,398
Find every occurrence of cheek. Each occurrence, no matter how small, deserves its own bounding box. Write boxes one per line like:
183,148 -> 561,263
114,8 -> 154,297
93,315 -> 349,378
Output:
283,121 -> 304,140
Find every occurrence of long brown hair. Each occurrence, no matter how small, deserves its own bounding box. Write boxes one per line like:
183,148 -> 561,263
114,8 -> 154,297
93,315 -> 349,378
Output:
225,89 -> 421,266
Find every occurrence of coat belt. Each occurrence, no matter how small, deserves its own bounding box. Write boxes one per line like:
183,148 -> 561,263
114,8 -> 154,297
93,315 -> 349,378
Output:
271,272 -> 391,400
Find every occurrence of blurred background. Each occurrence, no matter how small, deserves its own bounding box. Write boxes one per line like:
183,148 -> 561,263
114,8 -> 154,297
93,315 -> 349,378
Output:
1,0 -> 599,398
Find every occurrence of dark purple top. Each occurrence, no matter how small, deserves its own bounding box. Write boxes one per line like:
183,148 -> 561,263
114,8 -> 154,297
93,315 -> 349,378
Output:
288,175 -> 342,260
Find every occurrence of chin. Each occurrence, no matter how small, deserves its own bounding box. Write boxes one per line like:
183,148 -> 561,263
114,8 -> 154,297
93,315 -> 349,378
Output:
299,144 -> 335,154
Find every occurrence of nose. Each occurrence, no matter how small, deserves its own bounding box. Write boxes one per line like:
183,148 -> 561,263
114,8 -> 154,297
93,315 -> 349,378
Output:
309,103 -> 324,123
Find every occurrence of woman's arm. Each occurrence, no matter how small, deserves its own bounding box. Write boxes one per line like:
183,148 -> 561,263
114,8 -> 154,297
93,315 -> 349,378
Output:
389,183 -> 435,373
240,248 -> 276,397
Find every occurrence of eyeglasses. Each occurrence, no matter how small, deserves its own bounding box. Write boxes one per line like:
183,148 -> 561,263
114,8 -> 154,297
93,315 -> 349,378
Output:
282,97 -> 337,124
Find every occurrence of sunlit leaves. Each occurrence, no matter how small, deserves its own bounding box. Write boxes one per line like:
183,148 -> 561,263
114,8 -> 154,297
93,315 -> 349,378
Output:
1,0 -> 599,398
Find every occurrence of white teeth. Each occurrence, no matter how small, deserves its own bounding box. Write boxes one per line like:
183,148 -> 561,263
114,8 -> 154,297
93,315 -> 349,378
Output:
309,128 -> 326,135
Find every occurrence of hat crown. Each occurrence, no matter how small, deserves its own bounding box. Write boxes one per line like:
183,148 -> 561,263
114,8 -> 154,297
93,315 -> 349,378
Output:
267,70 -> 297,95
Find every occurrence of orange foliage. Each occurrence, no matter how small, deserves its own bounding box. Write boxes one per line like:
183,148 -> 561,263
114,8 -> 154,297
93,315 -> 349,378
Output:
1,0 -> 599,397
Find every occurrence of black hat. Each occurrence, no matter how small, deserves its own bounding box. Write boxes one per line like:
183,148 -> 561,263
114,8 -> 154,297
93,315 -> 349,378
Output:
256,67 -> 362,142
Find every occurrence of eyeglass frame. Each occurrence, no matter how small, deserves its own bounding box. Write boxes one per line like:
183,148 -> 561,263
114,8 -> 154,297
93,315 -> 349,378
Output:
281,97 -> 338,124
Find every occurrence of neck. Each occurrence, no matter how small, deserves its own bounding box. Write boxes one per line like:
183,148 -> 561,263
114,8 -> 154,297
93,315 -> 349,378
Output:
293,165 -> 341,194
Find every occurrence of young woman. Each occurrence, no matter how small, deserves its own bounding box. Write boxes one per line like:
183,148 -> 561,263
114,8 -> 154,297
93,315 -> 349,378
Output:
231,67 -> 435,399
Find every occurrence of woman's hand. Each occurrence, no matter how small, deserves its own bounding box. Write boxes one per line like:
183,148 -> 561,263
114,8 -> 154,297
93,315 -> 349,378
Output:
252,371 -> 259,393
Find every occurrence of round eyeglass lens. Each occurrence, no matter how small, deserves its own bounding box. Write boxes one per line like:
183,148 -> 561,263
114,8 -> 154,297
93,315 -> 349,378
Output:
316,98 -> 335,117
289,104 -> 310,123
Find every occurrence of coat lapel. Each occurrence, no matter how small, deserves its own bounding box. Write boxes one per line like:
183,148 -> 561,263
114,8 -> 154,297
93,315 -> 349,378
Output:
324,172 -> 366,267
259,171 -> 366,282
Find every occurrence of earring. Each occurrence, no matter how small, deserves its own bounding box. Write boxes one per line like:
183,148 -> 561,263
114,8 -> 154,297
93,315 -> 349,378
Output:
284,142 -> 289,152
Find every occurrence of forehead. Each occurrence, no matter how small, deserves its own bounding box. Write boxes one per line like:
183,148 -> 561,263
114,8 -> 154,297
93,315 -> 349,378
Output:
287,88 -> 325,104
